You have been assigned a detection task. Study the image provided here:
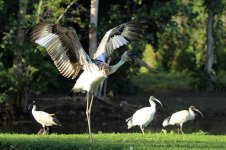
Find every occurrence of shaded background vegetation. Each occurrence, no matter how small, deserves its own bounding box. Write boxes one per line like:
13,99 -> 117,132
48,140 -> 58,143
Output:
0,0 -> 225,134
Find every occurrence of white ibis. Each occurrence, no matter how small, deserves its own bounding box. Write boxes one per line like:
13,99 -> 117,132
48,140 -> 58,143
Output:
28,101 -> 61,134
126,96 -> 163,133
162,106 -> 204,134
29,20 -> 157,142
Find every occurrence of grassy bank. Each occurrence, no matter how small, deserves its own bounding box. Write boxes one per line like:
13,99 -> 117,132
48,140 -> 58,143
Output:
131,70 -> 226,92
0,133 -> 225,149
131,71 -> 192,92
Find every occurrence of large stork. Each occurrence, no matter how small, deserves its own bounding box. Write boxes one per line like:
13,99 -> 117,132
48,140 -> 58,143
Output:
29,20 -> 157,142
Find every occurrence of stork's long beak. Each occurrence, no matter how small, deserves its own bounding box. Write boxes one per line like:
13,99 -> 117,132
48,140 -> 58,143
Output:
194,108 -> 204,117
152,97 -> 163,107
28,101 -> 36,110
133,56 -> 158,73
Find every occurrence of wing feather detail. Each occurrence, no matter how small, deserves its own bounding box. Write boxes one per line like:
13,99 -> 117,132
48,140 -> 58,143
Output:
29,23 -> 94,79
94,20 -> 148,62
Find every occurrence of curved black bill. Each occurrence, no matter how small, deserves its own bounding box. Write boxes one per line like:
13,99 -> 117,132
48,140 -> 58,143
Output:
28,101 -> 36,110
194,108 -> 204,117
133,56 -> 158,73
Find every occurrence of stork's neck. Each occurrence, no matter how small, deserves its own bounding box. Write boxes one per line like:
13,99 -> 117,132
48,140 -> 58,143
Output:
108,59 -> 126,75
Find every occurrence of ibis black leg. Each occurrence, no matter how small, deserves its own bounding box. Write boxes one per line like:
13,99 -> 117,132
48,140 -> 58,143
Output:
140,126 -> 144,134
46,126 -> 50,134
48,126 -> 53,134
37,127 -> 44,134
86,93 -> 94,143
42,126 -> 48,135
180,124 -> 184,134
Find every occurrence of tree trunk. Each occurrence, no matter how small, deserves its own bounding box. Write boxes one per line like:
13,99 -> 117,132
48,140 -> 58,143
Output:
14,0 -> 28,110
205,7 -> 215,73
89,0 -> 99,58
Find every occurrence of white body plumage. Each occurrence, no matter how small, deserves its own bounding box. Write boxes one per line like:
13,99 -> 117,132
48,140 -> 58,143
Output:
127,106 -> 156,129
72,66 -> 107,94
162,110 -> 195,127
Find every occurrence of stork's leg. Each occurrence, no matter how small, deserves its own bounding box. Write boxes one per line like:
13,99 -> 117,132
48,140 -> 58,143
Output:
86,92 -> 94,143
140,126 -> 144,134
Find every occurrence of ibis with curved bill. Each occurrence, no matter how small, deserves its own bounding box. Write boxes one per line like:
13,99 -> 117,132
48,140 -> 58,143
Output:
162,106 -> 204,134
126,96 -> 163,133
28,101 -> 61,134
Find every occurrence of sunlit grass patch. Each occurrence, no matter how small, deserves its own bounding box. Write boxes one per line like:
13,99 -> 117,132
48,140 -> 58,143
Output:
131,70 -> 192,92
0,133 -> 225,150
131,69 -> 226,92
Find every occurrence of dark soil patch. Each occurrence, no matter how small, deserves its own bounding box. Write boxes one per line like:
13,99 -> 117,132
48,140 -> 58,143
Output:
0,90 -> 226,134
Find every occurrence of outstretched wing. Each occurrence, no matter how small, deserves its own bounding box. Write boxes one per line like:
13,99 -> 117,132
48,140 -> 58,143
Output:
94,20 -> 148,62
29,23 -> 93,79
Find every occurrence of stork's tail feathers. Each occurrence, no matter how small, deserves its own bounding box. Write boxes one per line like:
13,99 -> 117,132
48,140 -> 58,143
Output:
53,117 -> 62,126
126,116 -> 134,129
162,116 -> 171,127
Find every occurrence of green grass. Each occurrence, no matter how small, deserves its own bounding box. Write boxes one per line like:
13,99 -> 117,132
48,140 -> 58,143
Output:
0,133 -> 225,150
131,71 -> 193,91
131,70 -> 226,92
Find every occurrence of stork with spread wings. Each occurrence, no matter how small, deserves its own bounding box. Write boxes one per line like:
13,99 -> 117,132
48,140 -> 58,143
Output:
29,20 -> 157,143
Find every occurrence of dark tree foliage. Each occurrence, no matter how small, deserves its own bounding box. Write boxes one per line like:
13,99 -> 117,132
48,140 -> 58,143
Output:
0,0 -> 225,105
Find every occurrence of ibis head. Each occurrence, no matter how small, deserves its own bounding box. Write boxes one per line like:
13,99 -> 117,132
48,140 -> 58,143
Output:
28,101 -> 36,110
189,106 -> 204,117
149,96 -> 163,107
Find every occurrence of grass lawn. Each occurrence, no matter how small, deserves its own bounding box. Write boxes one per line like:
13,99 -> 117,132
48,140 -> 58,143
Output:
0,133 -> 225,150
130,71 -> 193,92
